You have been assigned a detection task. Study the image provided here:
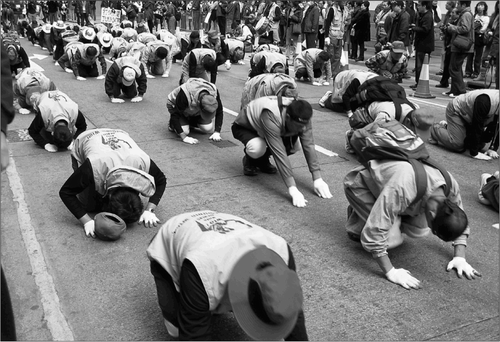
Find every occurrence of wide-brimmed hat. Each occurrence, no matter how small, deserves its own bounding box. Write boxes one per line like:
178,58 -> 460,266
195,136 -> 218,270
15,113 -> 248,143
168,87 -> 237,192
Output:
391,40 -> 405,53
207,30 -> 220,40
404,107 -> 434,142
228,247 -> 303,341
81,27 -> 96,41
99,32 -> 113,48
122,66 -> 137,86
53,20 -> 66,30
94,212 -> 126,241
42,23 -> 52,33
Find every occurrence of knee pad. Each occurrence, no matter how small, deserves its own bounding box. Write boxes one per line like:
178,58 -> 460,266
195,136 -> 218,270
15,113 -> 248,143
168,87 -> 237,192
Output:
245,137 -> 267,159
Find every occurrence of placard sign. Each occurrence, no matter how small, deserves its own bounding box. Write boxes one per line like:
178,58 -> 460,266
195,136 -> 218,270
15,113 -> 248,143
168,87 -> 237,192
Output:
101,8 -> 121,25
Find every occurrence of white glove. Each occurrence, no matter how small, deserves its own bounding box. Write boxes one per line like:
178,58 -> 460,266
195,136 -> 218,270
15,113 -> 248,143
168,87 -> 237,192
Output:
67,141 -> 74,151
96,75 -> 105,80
76,76 -> 86,81
182,136 -> 199,144
225,60 -> 231,70
385,267 -> 421,290
138,210 -> 160,228
322,81 -> 330,86
325,37 -> 330,46
312,81 -> 322,86
161,73 -> 169,78
439,120 -> 448,126
19,108 -> 31,115
65,68 -> 73,73
485,150 -> 499,159
447,257 -> 481,279
313,178 -> 333,199
209,132 -> 222,141
289,186 -> 307,207
131,96 -> 143,103
83,220 -> 96,238
111,97 -> 125,103
44,143 -> 58,152
146,74 -> 155,79
472,152 -> 492,160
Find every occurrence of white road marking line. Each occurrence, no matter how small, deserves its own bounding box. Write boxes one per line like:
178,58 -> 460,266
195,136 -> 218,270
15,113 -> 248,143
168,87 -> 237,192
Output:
26,59 -> 44,72
409,97 -> 447,108
493,223 -> 499,229
223,107 -> 339,157
5,155 -> 75,341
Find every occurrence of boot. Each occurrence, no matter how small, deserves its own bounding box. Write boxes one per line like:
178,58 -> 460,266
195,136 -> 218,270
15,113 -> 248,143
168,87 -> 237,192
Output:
242,155 -> 258,176
473,64 -> 487,82
256,150 -> 277,174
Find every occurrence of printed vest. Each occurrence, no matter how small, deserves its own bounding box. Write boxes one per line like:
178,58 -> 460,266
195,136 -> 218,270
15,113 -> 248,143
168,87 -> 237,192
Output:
146,41 -> 169,62
253,51 -> 287,72
38,91 -> 79,134
16,68 -> 52,95
192,48 -> 216,64
225,39 -> 244,55
451,90 -> 500,125
146,211 -> 289,312
331,70 -> 378,103
114,56 -> 142,76
137,32 -> 157,45
72,129 -> 152,195
241,73 -> 297,109
168,78 -> 218,117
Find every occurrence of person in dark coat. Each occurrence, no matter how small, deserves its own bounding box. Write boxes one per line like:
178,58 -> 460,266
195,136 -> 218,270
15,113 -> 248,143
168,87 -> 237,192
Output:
302,1 -> 320,49
387,1 -> 410,47
409,1 -> 435,89
350,1 -> 371,62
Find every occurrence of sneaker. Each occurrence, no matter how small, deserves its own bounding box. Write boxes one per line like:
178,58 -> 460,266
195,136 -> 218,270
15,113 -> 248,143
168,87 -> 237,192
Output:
163,319 -> 179,338
442,91 -> 452,96
347,232 -> 361,242
319,91 -> 332,108
448,93 -> 458,98
312,81 -> 322,86
168,125 -> 174,132
345,129 -> 355,154
435,83 -> 449,88
322,81 -> 330,86
409,84 -> 418,89
237,60 -> 245,65
242,156 -> 258,176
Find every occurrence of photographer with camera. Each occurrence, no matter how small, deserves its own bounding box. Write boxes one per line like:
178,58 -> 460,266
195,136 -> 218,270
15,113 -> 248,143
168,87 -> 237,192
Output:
436,6 -> 460,89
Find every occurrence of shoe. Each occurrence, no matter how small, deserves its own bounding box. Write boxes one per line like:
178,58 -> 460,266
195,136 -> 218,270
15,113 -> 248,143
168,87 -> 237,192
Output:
168,125 -> 174,132
435,83 -> 449,88
242,156 -> 258,176
471,73 -> 479,79
409,84 -> 418,89
257,157 -> 277,174
402,74 -> 411,79
436,70 -> 443,76
347,232 -> 361,242
448,93 -> 458,98
355,58 -> 363,62
322,81 -> 330,86
319,91 -> 332,108
442,91 -> 452,96
312,81 -> 322,86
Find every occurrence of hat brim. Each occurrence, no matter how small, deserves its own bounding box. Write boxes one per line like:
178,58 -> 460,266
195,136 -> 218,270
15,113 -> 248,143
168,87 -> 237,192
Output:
228,247 -> 299,341
100,40 -> 112,48
392,49 -> 405,54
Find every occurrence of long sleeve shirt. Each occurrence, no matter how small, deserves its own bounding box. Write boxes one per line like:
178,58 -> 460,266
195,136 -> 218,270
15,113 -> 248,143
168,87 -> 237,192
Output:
59,158 -> 166,220
27,111 -> 87,148
68,49 -> 107,77
104,62 -> 147,97
365,50 -> 408,81
167,89 -> 223,135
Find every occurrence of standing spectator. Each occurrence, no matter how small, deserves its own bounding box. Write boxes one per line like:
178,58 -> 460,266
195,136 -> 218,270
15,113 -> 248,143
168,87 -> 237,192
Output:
350,1 -> 370,62
60,2 -> 68,22
437,1 -> 457,76
465,2 -> 490,79
89,0 -> 96,22
81,0 -> 91,26
348,1 -> 360,59
436,6 -> 460,89
387,1 -> 410,49
41,1 -> 49,23
317,1 -> 326,50
409,1 -> 434,90
47,0 -> 59,24
216,0 -> 228,36
406,0 -> 417,56
284,0 -> 302,60
143,0 -> 155,34
474,0 -> 498,83
26,0 -> 38,27
242,0 -> 256,26
67,0 -> 74,21
226,0 -> 236,34
324,1 -> 349,79
74,0 -> 83,26
374,1 -> 391,49
444,1 -> 474,97
191,0 -> 201,30
302,0 -> 319,49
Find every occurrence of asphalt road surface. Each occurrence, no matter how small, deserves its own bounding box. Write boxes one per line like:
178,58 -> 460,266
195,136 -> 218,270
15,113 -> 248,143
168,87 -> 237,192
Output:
1,40 -> 499,341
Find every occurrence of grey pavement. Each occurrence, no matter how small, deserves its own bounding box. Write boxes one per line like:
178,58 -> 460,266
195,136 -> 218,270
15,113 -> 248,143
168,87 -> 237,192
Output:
1,31 -> 499,342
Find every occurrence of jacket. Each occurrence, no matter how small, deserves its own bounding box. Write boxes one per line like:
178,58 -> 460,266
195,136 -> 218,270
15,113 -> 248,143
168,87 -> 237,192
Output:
387,10 -> 410,46
447,7 -> 474,53
413,9 -> 435,53
351,8 -> 371,41
301,3 -> 319,33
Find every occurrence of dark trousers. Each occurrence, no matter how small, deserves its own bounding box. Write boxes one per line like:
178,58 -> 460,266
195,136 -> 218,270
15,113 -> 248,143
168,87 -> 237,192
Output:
414,51 -> 427,84
111,82 -> 138,99
71,156 -> 104,212
439,48 -> 452,86
482,177 -> 499,211
1,267 -> 17,341
466,44 -> 485,75
304,32 -> 316,49
193,10 -> 200,30
217,16 -> 226,36
317,25 -> 325,50
77,63 -> 99,77
356,39 -> 365,60
449,51 -> 469,95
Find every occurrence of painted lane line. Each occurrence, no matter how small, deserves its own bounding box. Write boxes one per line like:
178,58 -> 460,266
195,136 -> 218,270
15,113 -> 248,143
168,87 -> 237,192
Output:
410,97 -> 447,108
5,155 -> 75,341
26,59 -> 44,72
223,107 -> 338,157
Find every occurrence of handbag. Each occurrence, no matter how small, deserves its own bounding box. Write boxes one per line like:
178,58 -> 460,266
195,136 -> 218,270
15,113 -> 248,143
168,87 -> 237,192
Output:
452,34 -> 473,51
292,22 -> 301,35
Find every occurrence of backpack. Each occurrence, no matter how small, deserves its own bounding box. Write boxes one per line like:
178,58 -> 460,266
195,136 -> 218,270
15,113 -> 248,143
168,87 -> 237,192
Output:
352,76 -> 416,121
350,120 -> 452,206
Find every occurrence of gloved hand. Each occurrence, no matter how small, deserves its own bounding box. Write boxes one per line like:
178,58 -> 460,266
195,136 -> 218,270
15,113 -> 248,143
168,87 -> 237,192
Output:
146,74 -> 155,79
44,143 -> 58,152
382,70 -> 393,79
385,267 -> 421,290
447,257 -> 481,279
439,120 -> 448,126
96,75 -> 106,80
111,97 -> 125,103
65,68 -> 73,73
313,178 -> 333,199
138,210 -> 160,228
83,220 -> 96,238
76,76 -> 86,81
472,152 -> 492,161
209,132 -> 222,141
325,37 -> 331,46
289,186 -> 307,207
161,73 -> 169,78
19,108 -> 31,115
322,81 -> 330,86
131,96 -> 143,103
67,141 -> 74,151
225,60 -> 232,70
485,150 -> 499,159
182,136 -> 199,144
